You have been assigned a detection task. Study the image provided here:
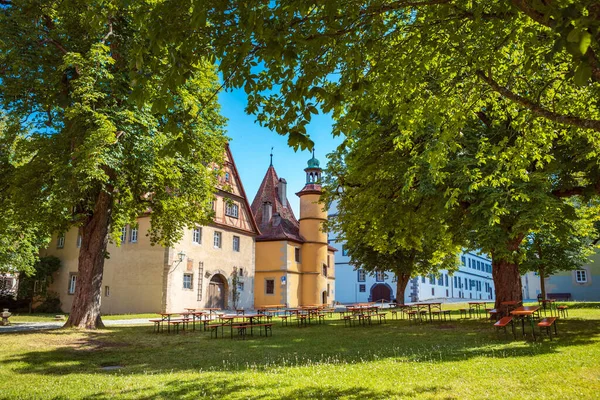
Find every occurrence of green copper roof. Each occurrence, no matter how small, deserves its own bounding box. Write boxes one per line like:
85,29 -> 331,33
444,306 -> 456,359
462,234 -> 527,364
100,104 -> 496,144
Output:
307,150 -> 320,168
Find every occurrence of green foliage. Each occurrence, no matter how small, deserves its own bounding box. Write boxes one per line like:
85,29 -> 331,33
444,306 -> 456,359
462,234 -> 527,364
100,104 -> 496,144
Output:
0,1 -> 227,272
16,256 -> 61,303
231,267 -> 240,310
520,200 -> 600,276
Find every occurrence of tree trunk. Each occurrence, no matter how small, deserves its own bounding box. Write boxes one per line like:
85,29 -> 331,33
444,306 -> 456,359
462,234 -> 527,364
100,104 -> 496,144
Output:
492,259 -> 523,315
395,273 -> 410,305
539,267 -> 546,300
63,190 -> 112,329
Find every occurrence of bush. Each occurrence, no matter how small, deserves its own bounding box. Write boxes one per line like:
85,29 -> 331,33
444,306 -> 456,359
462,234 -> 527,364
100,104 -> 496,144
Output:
33,291 -> 62,313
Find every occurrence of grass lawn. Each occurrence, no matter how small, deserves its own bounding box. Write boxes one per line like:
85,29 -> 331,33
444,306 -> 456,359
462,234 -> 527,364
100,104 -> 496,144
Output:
1,306 -> 599,399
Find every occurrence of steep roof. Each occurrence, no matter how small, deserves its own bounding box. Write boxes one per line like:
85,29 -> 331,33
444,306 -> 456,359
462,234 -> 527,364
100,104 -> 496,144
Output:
250,165 -> 305,243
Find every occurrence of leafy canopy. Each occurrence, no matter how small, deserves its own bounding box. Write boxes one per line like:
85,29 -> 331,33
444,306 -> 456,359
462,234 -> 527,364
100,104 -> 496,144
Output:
0,0 -> 227,271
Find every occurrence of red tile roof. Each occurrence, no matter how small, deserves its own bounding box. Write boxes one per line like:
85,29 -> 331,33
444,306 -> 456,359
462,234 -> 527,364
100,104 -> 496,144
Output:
251,166 -> 305,243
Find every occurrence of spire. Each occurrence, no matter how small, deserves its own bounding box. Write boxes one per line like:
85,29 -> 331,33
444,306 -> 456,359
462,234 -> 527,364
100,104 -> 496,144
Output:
270,146 -> 274,166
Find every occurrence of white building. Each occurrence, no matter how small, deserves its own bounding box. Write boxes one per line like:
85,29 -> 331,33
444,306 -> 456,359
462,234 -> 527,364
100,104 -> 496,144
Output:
0,273 -> 18,295
328,202 -> 495,303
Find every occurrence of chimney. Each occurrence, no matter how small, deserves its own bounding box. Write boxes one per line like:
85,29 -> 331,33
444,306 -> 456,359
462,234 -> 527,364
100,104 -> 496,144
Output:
262,201 -> 272,225
278,178 -> 287,208
272,212 -> 282,226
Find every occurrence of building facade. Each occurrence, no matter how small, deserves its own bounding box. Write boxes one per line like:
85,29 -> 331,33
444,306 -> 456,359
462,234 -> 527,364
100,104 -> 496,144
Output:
328,202 -> 494,303
522,251 -> 600,301
45,145 -> 260,314
252,154 -> 336,308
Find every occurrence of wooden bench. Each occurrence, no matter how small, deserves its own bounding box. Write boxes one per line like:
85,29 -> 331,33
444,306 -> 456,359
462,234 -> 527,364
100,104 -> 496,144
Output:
167,319 -> 188,334
342,314 -> 355,327
208,323 -> 226,339
375,313 -> 387,324
278,315 -> 290,326
556,305 -> 569,318
538,317 -> 558,340
253,323 -> 273,337
494,316 -> 515,338
441,310 -> 452,321
230,324 -> 248,339
488,309 -> 499,321
547,293 -> 571,301
149,319 -> 163,333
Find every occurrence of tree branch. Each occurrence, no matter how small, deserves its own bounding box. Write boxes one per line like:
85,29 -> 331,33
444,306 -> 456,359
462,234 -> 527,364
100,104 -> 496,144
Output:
476,70 -> 600,132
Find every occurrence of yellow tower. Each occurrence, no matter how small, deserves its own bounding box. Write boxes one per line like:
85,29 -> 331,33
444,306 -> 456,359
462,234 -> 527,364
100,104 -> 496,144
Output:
297,151 -> 331,305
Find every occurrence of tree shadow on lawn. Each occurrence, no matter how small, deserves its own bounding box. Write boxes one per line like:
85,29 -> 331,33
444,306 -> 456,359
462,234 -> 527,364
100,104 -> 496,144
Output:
2,317 -> 598,377
80,376 -> 450,400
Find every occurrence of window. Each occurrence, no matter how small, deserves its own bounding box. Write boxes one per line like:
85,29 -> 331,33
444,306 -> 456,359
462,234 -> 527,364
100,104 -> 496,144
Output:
68,274 -> 77,294
295,247 -> 301,262
376,271 -> 384,282
120,226 -> 127,243
105,286 -> 110,297
357,269 -> 366,282
461,256 -> 465,266
57,234 -> 65,249
225,202 -> 239,218
429,274 -> 435,285
239,268 -> 244,277
421,276 -> 426,283
237,282 -> 244,291
322,264 -> 328,277
225,172 -> 230,182
445,274 -> 449,287
454,276 -> 458,288
183,273 -> 193,289
431,288 -> 435,296
342,246 -> 349,256
192,228 -> 201,244
77,233 -> 82,248
130,226 -> 138,243
575,269 -> 588,283
464,277 -> 468,289
233,236 -> 240,252
437,276 -> 443,286
477,261 -> 481,271
359,284 -> 366,292
265,279 -> 275,294
213,231 -> 222,248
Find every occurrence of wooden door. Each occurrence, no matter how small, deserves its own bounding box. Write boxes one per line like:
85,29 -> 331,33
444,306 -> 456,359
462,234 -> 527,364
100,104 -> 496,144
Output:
372,284 -> 391,302
208,275 -> 225,309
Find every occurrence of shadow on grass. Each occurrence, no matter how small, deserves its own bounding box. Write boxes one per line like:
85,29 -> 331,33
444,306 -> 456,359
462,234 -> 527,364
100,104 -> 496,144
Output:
80,376 -> 451,399
2,316 -> 599,378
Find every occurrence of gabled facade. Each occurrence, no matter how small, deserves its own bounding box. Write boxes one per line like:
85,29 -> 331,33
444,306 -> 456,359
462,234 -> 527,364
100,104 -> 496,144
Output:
252,154 -> 336,308
45,144 -> 259,314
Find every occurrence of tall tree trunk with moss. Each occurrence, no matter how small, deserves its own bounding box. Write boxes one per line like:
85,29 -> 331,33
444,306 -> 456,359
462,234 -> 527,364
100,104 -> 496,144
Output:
63,190 -> 112,329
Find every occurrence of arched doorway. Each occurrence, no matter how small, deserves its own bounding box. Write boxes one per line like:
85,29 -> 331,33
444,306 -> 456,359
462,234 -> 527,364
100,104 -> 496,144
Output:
370,283 -> 392,302
322,290 -> 327,305
208,274 -> 227,309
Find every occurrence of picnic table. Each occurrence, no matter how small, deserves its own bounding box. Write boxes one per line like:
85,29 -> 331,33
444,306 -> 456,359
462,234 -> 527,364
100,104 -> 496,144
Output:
538,299 -> 557,316
412,302 -> 442,322
468,302 -> 489,318
500,300 -> 522,316
510,306 -> 540,340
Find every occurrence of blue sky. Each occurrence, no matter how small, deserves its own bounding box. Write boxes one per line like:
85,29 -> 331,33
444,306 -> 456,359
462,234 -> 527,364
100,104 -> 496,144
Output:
218,88 -> 343,217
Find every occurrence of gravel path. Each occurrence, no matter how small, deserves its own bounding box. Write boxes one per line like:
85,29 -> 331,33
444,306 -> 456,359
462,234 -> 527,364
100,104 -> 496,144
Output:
0,318 -> 152,333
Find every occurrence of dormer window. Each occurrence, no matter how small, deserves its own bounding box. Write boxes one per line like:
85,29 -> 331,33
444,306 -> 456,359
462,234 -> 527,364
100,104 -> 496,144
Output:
225,202 -> 239,218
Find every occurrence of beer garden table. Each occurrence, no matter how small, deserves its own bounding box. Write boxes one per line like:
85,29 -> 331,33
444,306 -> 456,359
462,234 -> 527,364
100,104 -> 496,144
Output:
510,306 -> 540,340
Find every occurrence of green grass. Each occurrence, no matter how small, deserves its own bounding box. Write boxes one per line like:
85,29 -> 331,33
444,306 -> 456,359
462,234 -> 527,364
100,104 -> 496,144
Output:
1,306 -> 599,399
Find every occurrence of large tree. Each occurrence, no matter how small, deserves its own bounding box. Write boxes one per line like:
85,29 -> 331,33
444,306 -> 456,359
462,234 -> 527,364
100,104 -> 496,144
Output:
323,107 -> 596,310
0,1 -> 227,328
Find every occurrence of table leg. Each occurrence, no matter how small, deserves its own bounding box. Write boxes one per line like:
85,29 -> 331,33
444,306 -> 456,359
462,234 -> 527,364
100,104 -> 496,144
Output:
521,317 -> 525,337
529,315 -> 536,341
